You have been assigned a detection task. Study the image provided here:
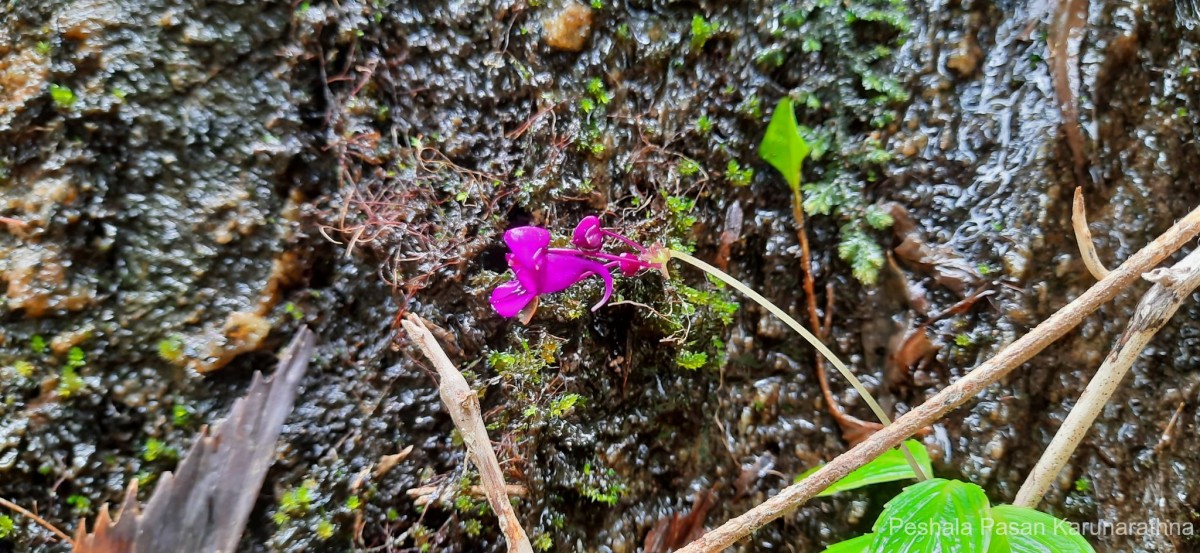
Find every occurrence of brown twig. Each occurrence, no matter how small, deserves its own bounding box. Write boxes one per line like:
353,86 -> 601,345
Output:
676,203 -> 1200,553
1014,246 -> 1200,507
789,190 -> 883,446
401,315 -> 534,553
0,497 -> 73,543
1072,187 -> 1110,280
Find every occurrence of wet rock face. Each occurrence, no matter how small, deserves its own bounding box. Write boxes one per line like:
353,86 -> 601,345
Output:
2,0 -> 1200,551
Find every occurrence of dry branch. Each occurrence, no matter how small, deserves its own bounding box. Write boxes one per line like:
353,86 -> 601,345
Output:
401,314 -> 534,553
1014,246 -> 1200,507
677,204 -> 1200,553
1072,187 -> 1109,280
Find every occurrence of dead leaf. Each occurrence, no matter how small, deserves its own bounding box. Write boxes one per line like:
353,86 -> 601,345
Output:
74,328 -> 315,553
644,490 -> 716,553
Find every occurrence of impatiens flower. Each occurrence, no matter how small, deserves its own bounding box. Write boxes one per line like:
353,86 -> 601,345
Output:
490,216 -> 662,318
572,215 -> 604,251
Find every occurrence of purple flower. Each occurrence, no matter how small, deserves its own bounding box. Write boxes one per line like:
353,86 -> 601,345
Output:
490,226 -> 614,317
572,215 -> 605,251
490,216 -> 662,319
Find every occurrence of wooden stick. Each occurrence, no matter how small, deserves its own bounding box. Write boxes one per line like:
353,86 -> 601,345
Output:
0,497 -> 73,543
401,315 -> 534,553
676,204 -> 1200,553
1073,187 -> 1110,280
1014,246 -> 1200,507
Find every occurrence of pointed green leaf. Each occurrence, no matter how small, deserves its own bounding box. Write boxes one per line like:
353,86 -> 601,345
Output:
759,98 -> 811,191
869,478 -> 993,552
990,505 -> 1095,553
797,440 -> 933,497
822,534 -> 872,553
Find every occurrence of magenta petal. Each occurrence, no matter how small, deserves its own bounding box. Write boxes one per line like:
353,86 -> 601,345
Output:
490,280 -> 536,318
537,253 -> 605,294
504,226 -> 550,271
572,215 -> 604,251
590,266 -> 614,312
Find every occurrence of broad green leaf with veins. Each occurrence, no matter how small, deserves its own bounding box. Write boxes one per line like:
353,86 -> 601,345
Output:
868,478 -> 993,552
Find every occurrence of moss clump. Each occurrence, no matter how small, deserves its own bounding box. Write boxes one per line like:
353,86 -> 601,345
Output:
49,84 -> 76,108
690,15 -> 716,51
157,335 -> 185,362
577,461 -> 626,506
725,160 -> 754,186
57,347 -> 87,398
142,438 -> 178,462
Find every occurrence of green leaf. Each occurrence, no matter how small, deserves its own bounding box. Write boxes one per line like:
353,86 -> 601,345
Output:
759,98 -> 811,191
990,505 -> 1095,553
869,478 -> 993,552
797,440 -> 932,496
822,534 -> 872,553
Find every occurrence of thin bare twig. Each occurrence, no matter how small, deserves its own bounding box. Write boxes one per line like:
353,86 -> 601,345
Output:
0,497 -> 73,543
401,315 -> 534,553
1073,187 -> 1109,280
789,190 -> 889,450
1014,247 -> 1200,507
676,204 -> 1200,553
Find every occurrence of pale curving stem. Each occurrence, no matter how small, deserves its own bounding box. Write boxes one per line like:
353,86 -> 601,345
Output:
667,249 -> 928,481
674,203 -> 1200,553
1014,246 -> 1200,507
1073,187 -> 1110,280
401,315 -> 534,553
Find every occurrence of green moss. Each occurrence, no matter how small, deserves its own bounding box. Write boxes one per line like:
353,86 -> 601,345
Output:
67,494 -> 92,515
578,462 -> 626,506
954,333 -> 973,347
57,366 -> 85,398
464,518 -> 483,537
157,335 -> 185,362
690,15 -> 716,51
316,518 -> 335,540
533,533 -> 553,552
864,205 -> 894,229
695,115 -> 712,135
36,41 -> 51,55
675,350 -> 708,370
279,481 -> 315,518
678,159 -> 701,176
284,302 -> 304,320
142,438 -> 178,462
172,404 -> 191,427
725,160 -> 754,186
386,507 -> 399,521
13,360 -> 34,378
549,393 -> 582,418
30,335 -> 46,354
0,514 -> 12,538
837,226 -> 885,285
346,495 -> 361,510
49,84 -> 76,108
